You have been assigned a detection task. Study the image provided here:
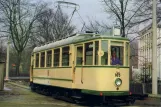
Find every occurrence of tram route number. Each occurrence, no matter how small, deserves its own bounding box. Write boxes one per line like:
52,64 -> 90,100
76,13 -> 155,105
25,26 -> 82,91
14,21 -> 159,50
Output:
115,72 -> 121,77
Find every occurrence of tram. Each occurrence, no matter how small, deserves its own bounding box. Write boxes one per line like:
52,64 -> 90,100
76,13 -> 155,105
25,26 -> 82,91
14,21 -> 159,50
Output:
29,31 -> 133,104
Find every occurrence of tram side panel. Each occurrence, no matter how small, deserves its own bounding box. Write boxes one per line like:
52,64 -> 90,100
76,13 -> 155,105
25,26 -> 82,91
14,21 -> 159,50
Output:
74,67 -> 129,96
49,68 -> 73,88
32,69 -> 49,85
32,68 -> 73,89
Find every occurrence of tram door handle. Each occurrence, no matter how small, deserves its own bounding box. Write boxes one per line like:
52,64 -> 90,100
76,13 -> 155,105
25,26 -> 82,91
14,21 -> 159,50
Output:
81,67 -> 83,84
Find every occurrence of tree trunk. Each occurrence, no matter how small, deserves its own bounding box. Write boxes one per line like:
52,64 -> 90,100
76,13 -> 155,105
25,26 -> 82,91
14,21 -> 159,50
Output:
120,0 -> 125,37
16,52 -> 22,76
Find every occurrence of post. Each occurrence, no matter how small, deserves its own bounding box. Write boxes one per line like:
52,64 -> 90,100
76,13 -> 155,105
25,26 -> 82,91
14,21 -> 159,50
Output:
5,36 -> 10,81
0,62 -> 5,90
152,0 -> 157,94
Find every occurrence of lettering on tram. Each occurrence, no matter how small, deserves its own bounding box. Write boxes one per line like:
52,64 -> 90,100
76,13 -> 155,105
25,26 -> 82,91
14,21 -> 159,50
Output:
115,72 -> 121,77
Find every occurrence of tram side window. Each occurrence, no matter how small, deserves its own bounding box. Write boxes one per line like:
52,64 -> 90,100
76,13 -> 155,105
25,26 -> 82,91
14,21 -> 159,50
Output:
111,46 -> 123,65
62,46 -> 69,66
41,52 -> 45,67
85,42 -> 93,65
54,48 -> 60,67
76,46 -> 83,65
126,43 -> 129,66
101,40 -> 108,65
36,53 -> 39,67
46,50 -> 52,67
95,41 -> 99,65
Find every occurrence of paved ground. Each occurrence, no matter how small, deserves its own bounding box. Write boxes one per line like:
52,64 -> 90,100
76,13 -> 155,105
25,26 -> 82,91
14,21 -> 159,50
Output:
0,82 -> 161,107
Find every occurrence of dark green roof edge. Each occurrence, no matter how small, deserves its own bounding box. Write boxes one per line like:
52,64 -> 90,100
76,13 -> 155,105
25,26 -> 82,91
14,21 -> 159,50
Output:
33,34 -> 129,53
73,36 -> 129,44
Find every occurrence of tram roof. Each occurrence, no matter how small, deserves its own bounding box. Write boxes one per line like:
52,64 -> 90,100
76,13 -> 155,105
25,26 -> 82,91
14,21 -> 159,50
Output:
33,33 -> 129,53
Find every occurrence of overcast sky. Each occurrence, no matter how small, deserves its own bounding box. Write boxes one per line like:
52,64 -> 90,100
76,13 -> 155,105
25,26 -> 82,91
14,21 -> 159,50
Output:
43,0 -> 109,32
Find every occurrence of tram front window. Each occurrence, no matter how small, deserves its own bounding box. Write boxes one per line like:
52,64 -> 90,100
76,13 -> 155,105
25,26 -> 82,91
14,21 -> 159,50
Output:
101,40 -> 108,65
111,46 -> 123,65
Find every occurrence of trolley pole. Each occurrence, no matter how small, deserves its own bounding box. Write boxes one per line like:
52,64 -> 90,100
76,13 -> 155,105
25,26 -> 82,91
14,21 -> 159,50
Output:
5,36 -> 10,81
152,0 -> 157,95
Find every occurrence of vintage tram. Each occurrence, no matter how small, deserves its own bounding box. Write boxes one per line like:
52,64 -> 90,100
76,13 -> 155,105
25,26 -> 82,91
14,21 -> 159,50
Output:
30,32 -> 133,104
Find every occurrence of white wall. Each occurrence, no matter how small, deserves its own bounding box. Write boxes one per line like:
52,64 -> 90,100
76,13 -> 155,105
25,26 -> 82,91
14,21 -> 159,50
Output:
138,27 -> 161,80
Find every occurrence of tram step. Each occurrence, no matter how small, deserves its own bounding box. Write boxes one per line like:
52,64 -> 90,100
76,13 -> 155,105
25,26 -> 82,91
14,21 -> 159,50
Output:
71,96 -> 82,99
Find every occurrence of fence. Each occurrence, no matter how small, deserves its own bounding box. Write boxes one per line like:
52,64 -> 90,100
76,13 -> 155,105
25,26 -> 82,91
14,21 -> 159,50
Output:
144,83 -> 161,94
130,83 -> 161,95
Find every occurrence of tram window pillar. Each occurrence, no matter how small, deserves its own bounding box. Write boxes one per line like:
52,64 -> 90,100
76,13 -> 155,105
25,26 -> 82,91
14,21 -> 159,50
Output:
95,41 -> 99,65
60,48 -> 62,67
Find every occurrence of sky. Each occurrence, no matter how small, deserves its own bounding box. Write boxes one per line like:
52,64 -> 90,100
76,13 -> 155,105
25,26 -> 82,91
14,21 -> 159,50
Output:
43,0 -> 109,32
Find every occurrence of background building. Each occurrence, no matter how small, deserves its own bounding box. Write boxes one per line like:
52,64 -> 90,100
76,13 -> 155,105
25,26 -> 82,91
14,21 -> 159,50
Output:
138,23 -> 161,81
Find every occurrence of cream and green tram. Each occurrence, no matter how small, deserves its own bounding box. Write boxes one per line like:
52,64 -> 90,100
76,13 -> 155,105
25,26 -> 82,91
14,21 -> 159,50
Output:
30,33 -> 131,103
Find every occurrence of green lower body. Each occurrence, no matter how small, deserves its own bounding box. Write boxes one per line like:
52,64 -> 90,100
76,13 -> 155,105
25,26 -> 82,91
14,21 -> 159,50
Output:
81,89 -> 129,96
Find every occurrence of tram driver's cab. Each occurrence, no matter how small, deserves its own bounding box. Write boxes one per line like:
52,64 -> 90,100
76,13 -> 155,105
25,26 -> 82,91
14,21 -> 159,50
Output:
111,46 -> 123,65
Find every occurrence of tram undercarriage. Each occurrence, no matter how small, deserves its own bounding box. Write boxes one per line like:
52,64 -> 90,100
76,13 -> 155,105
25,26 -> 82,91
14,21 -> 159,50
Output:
30,82 -> 135,106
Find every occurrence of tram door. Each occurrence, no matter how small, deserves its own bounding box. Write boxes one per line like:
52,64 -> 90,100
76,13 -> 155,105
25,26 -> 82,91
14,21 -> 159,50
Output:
30,54 -> 34,82
74,45 -> 83,84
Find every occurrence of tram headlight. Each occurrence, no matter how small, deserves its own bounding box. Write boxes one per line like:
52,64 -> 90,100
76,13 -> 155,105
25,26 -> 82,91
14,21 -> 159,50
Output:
115,78 -> 122,87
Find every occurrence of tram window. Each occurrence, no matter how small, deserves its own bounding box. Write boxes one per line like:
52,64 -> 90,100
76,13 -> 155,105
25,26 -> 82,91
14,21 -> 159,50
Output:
111,46 -> 123,65
76,46 -> 83,65
62,46 -> 69,66
95,41 -> 99,65
85,42 -> 93,65
35,53 -> 39,67
126,43 -> 129,66
54,48 -> 60,67
101,40 -> 108,65
40,52 -> 45,67
46,50 -> 52,67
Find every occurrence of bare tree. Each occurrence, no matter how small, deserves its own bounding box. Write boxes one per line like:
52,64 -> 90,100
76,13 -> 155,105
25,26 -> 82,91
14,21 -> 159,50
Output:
0,0 -> 46,75
102,0 -> 150,37
30,7 -> 76,46
0,38 -> 6,62
84,17 -> 112,34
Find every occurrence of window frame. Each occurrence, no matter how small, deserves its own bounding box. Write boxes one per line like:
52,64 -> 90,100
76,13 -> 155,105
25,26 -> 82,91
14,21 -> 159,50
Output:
110,40 -> 125,66
76,45 -> 84,66
40,51 -> 45,67
101,40 -> 109,65
35,53 -> 39,68
84,41 -> 94,65
46,50 -> 52,67
62,46 -> 70,66
54,48 -> 60,67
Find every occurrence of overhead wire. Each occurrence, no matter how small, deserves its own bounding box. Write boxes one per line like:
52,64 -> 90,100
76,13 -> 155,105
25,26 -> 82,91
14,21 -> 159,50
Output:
76,10 -> 88,31
54,1 -> 89,36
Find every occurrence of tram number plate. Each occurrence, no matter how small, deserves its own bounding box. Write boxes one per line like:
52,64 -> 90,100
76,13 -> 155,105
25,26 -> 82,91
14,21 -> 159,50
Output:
115,72 -> 120,77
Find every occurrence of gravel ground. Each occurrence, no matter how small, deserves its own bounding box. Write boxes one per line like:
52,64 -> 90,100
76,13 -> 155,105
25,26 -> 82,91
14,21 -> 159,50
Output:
0,81 -> 161,107
0,83 -> 79,107
9,80 -> 30,86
